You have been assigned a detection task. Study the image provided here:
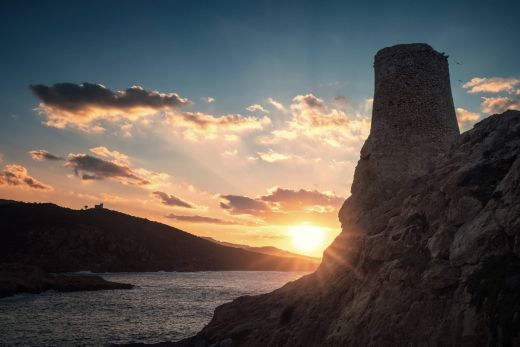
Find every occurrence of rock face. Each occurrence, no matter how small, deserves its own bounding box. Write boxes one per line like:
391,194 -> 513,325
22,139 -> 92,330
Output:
0,263 -> 133,298
175,44 -> 520,346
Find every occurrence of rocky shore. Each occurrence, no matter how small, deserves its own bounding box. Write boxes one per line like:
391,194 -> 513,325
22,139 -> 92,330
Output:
0,263 -> 133,299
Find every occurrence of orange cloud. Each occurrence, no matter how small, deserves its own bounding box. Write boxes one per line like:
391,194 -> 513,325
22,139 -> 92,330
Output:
219,187 -> 344,220
89,146 -> 129,165
0,164 -> 53,191
481,96 -> 520,114
168,111 -> 271,141
463,77 -> 520,94
268,94 -> 371,147
259,187 -> 343,212
455,108 -> 481,131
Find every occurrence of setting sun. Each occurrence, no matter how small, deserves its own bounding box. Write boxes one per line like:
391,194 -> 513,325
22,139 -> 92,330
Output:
289,224 -> 325,255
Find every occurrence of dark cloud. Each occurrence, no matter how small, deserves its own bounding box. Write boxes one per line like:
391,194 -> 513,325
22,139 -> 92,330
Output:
30,83 -> 191,112
29,149 -> 63,161
0,164 -> 53,191
331,95 -> 350,109
299,94 -> 325,108
26,147 -> 166,186
219,194 -> 270,215
220,188 -> 344,217
165,213 -> 243,225
65,154 -> 150,185
153,191 -> 193,208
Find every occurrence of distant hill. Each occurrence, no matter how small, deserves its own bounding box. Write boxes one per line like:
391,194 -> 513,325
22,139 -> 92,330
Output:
0,200 -> 319,273
202,236 -> 321,263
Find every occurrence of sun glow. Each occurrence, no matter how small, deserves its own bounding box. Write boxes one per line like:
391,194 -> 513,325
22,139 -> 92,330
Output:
289,224 -> 325,255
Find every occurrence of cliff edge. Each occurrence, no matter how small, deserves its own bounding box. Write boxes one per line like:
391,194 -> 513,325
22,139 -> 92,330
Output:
172,44 -> 520,346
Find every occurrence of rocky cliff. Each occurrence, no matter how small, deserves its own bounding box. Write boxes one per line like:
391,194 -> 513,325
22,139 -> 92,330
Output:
176,110 -> 520,347
172,44 -> 520,347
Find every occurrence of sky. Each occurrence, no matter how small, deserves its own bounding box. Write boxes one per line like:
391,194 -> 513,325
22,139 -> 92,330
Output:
0,0 -> 519,257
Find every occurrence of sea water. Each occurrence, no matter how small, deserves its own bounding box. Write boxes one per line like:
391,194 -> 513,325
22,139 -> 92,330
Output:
0,271 -> 307,346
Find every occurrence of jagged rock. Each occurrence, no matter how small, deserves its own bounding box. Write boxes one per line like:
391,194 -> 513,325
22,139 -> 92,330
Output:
171,43 -> 520,347
176,110 -> 520,347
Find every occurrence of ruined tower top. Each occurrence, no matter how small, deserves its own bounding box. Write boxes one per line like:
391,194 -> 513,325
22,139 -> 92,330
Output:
351,43 -> 460,201
371,43 -> 459,148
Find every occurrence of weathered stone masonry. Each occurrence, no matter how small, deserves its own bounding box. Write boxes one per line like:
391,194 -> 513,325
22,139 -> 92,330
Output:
351,43 -> 460,202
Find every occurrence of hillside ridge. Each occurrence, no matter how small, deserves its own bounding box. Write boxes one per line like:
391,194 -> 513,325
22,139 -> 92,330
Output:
0,201 -> 318,272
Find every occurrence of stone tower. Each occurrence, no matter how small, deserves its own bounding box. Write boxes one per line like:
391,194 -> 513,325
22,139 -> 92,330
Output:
351,43 -> 460,203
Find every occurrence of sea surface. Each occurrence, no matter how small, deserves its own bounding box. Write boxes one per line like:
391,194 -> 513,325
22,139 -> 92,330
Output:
0,271 -> 308,346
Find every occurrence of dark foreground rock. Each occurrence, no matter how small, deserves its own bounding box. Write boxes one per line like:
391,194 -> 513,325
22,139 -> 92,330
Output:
0,263 -> 133,298
166,115 -> 520,345
117,44 -> 520,347
118,44 -> 520,347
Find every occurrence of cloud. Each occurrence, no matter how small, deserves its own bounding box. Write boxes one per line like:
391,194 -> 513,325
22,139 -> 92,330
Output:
460,77 -> 520,115
268,94 -> 371,147
152,191 -> 193,208
29,149 -> 63,161
267,98 -> 288,113
219,187 -> 344,217
481,96 -> 520,114
29,146 -> 166,187
256,149 -> 289,163
456,108 -> 481,131
64,151 -> 168,186
259,187 -> 343,212
90,146 -> 129,165
331,95 -> 350,109
246,104 -> 269,113
463,77 -> 520,94
363,98 -> 373,113
222,149 -> 238,157
168,111 -> 271,141
66,154 -> 147,184
165,213 -> 243,225
0,164 -> 53,191
30,83 -> 191,132
204,97 -> 215,104
220,194 -> 270,215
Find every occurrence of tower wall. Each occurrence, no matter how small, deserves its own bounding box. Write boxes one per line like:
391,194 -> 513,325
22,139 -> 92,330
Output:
350,43 -> 460,202
371,43 -> 459,148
